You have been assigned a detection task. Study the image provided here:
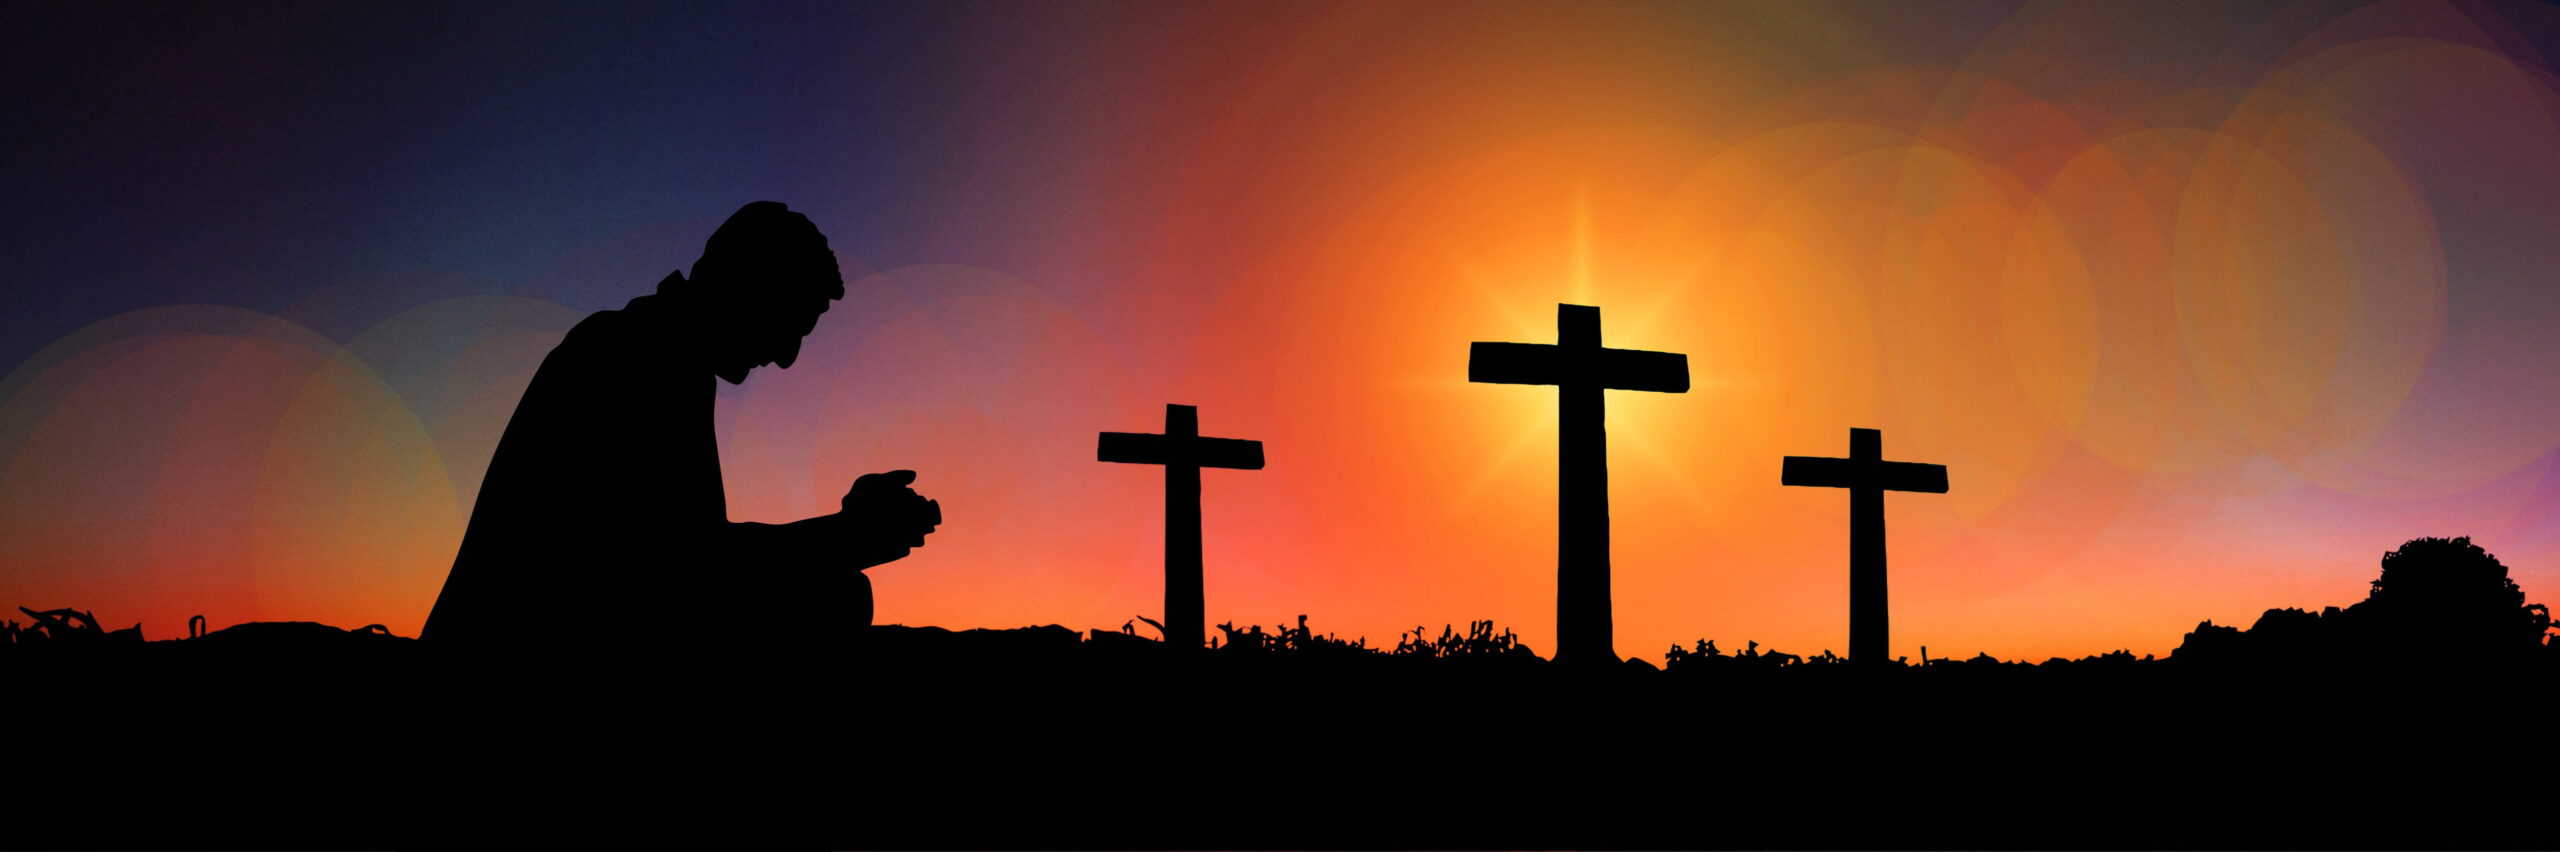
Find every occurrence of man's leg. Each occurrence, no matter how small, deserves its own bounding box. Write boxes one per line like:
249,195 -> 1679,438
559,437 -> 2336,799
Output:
847,569 -> 874,631
807,567 -> 873,641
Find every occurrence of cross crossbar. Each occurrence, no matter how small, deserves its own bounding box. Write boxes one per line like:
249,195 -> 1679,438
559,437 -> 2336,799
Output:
1098,433 -> 1265,470
1780,457 -> 1948,493
1468,343 -> 1689,393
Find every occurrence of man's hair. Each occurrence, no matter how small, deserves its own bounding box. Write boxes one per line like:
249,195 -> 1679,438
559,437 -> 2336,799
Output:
670,201 -> 846,302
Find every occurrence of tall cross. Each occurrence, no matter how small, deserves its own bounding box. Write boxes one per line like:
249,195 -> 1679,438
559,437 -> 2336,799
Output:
1469,304 -> 1689,664
1781,427 -> 1948,666
1098,403 -> 1265,650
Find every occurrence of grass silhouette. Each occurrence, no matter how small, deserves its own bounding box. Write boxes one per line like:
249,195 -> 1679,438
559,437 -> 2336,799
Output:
8,537 -> 2557,848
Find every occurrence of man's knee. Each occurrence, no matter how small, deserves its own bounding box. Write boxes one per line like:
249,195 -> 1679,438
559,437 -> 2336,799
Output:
848,570 -> 874,631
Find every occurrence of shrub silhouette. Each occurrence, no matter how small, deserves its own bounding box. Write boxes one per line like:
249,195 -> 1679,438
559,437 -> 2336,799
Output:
8,606 -> 142,643
1213,614 -> 1374,657
1663,638 -> 1831,670
1392,620 -> 1535,659
2173,536 -> 2553,667
2357,536 -> 2551,655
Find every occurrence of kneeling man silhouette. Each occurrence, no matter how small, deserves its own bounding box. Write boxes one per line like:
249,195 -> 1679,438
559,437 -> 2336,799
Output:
421,201 -> 938,645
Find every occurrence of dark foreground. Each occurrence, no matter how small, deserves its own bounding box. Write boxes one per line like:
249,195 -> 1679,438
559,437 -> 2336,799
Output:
10,626 -> 2551,851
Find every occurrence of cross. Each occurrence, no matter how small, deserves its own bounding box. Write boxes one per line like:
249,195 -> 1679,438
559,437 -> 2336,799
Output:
1781,427 -> 1948,666
1098,403 -> 1265,650
1469,304 -> 1689,664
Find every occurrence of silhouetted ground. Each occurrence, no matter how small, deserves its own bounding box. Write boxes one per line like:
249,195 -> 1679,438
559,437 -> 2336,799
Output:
8,619 -> 2553,850
11,538 -> 2554,849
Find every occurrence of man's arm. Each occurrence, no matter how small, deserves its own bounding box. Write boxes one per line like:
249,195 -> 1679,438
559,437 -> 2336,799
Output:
721,471 -> 939,573
724,513 -> 908,573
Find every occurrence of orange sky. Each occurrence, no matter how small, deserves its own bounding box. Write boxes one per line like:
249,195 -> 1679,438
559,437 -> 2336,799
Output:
9,0 -> 2560,660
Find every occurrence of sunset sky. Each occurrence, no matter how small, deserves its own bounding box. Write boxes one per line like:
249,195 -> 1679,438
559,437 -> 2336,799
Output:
9,0 -> 2560,660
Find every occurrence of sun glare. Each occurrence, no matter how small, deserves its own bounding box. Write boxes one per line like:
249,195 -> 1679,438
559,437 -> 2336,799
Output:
1447,195 -> 1721,519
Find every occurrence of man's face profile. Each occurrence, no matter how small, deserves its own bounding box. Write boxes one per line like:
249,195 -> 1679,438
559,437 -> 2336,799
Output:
712,288 -> 835,385
695,201 -> 846,385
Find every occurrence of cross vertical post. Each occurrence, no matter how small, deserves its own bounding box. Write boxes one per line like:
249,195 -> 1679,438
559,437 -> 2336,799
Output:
1850,428 -> 1885,666
1554,305 -> 1611,666
1163,405 -> 1203,653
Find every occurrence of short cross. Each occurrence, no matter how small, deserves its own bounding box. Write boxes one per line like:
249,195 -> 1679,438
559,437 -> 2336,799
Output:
1781,427 -> 1948,666
1098,404 -> 1265,650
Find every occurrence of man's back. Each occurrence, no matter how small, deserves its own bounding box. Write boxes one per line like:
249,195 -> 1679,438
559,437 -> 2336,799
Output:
422,294 -> 725,643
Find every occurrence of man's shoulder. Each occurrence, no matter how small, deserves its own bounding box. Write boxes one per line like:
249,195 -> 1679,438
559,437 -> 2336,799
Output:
552,295 -> 681,363
506,308 -> 693,413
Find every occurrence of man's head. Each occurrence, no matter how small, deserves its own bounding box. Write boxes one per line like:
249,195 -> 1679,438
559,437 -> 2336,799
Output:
667,201 -> 846,384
